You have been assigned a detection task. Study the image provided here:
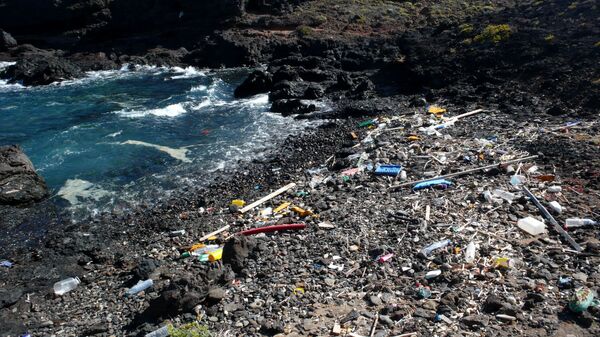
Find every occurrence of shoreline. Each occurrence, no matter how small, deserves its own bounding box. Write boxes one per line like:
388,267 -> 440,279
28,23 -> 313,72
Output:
1,0 -> 599,336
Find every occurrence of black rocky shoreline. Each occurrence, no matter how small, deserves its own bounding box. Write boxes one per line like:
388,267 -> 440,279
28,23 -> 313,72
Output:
1,0 -> 600,336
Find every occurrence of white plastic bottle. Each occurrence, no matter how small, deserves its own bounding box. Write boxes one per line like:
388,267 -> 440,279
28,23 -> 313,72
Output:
53,277 -> 81,295
493,189 -> 515,203
465,242 -> 476,263
517,217 -> 547,235
126,279 -> 154,296
565,218 -> 598,228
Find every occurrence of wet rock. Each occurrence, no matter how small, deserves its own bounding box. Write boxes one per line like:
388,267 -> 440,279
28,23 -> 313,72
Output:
271,99 -> 317,115
1,54 -> 83,86
234,70 -> 273,98
1,30 -> 17,50
0,145 -> 48,205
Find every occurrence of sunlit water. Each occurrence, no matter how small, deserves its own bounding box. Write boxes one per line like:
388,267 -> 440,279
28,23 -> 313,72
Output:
0,63 -> 313,218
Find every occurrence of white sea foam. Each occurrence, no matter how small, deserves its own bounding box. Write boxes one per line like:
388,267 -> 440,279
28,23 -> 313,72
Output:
121,140 -> 192,162
106,130 -> 123,138
0,62 -> 24,91
115,103 -> 187,118
190,85 -> 208,92
58,179 -> 112,205
169,66 -> 206,80
240,94 -> 269,107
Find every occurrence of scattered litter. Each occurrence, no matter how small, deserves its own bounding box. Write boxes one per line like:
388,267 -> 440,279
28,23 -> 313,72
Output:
126,279 -> 153,296
413,179 -> 452,190
239,224 -> 306,236
568,287 -> 597,313
517,217 -> 547,236
420,239 -> 451,257
54,277 -> 80,296
374,164 -> 402,176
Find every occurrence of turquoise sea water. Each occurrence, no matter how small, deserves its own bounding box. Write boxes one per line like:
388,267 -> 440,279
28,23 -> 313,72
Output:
0,63 -> 308,216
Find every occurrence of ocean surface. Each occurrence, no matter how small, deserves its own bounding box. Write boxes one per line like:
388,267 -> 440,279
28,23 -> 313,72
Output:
0,62 -> 313,218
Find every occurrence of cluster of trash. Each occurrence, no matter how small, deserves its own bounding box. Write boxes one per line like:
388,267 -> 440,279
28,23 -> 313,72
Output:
5,104 -> 599,336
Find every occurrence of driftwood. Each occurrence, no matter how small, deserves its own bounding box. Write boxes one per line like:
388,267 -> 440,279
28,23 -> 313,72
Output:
239,182 -> 297,213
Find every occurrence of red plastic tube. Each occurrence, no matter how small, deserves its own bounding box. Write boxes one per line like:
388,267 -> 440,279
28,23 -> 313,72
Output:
239,224 -> 306,236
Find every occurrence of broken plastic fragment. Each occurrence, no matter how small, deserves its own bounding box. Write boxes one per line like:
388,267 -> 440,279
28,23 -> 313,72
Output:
413,179 -> 453,190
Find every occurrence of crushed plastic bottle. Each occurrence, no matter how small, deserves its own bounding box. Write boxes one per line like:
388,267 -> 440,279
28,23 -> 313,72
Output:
493,189 -> 515,203
464,242 -> 476,263
548,201 -> 562,214
53,277 -> 81,296
565,218 -> 598,229
517,217 -> 547,235
547,186 -> 562,193
126,279 -> 153,296
145,325 -> 170,337
420,239 -> 451,257
510,175 -> 526,186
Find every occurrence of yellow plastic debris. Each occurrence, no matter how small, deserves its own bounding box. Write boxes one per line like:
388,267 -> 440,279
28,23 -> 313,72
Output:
428,105 -> 447,115
293,287 -> 305,295
274,202 -> 291,214
291,206 -> 313,217
407,135 -> 421,141
208,248 -> 223,262
189,243 -> 206,252
350,132 -> 358,140
231,199 -> 246,207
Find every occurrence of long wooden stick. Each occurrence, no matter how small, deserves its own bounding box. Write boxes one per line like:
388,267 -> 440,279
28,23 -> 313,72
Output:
522,186 -> 582,252
198,225 -> 230,242
389,155 -> 538,190
239,183 -> 297,213
369,313 -> 379,337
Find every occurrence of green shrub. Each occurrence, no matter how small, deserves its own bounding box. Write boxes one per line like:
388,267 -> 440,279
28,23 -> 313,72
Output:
168,322 -> 212,337
473,24 -> 512,43
459,23 -> 474,35
296,25 -> 314,37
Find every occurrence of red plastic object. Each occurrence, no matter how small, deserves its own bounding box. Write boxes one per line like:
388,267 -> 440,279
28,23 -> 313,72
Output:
239,224 -> 306,236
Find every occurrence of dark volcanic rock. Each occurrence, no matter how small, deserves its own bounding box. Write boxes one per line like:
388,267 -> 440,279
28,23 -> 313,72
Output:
0,288 -> 23,309
271,99 -> 317,115
234,70 -> 273,98
223,235 -> 255,273
2,54 -> 83,86
68,52 -> 118,71
0,145 -> 48,205
1,30 -> 18,50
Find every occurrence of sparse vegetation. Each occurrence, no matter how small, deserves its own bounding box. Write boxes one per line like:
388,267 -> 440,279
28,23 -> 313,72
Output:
459,23 -> 474,35
168,322 -> 212,337
473,24 -> 512,43
295,25 -> 314,37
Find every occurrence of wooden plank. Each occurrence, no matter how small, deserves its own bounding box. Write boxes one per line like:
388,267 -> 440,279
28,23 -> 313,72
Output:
389,155 -> 538,190
239,183 -> 297,213
197,225 -> 231,242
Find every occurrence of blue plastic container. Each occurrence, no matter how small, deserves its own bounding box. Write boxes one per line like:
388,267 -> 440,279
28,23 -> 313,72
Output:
375,165 -> 402,176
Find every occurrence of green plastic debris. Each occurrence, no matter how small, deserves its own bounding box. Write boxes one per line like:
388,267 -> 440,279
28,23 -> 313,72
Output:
568,287 -> 599,313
